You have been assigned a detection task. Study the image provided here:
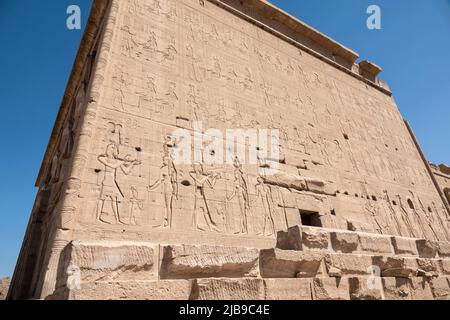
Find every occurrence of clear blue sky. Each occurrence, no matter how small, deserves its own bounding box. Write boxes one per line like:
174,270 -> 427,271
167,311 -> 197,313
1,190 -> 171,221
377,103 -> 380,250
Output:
0,0 -> 449,278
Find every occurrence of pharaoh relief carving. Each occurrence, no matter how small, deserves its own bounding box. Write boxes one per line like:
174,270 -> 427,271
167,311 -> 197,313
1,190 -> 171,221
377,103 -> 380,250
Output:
96,143 -> 141,225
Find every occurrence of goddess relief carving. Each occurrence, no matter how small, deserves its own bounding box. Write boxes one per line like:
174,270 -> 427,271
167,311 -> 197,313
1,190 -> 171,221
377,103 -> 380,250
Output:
227,157 -> 250,234
147,136 -> 179,229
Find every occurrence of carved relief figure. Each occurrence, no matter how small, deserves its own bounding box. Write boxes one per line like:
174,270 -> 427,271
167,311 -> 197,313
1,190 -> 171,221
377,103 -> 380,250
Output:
137,74 -> 157,110
255,177 -> 276,236
160,38 -> 177,62
96,143 -> 141,225
156,81 -> 178,114
190,164 -> 221,232
365,199 -> 389,235
148,137 -> 179,228
129,187 -> 144,226
227,157 -> 250,234
111,65 -> 129,110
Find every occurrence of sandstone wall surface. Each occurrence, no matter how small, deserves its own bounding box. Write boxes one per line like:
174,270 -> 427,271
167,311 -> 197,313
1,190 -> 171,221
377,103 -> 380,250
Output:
8,0 -> 450,300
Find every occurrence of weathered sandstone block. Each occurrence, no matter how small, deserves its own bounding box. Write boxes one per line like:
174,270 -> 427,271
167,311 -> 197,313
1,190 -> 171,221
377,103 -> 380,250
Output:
276,226 -> 302,251
437,241 -> 450,258
260,249 -> 324,278
391,236 -> 419,256
429,277 -> 450,300
301,227 -> 329,250
312,278 -> 350,300
358,234 -> 393,254
66,241 -> 158,282
416,240 -> 439,258
263,279 -> 312,300
192,279 -> 265,300
372,256 -> 417,278
330,231 -> 359,253
325,253 -> 373,276
50,280 -> 193,300
409,277 -> 434,300
416,258 -> 439,276
439,259 -> 450,275
349,277 -> 384,300
382,278 -> 411,300
160,245 -> 259,279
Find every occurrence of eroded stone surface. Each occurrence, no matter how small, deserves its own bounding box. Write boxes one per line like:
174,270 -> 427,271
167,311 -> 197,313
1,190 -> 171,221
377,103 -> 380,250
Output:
372,256 -> 417,278
192,279 -> 265,300
260,249 -> 324,278
438,241 -> 450,258
382,278 -> 411,300
312,278 -> 350,300
330,231 -> 359,253
276,226 -> 302,251
391,236 -> 419,256
325,253 -> 373,276
65,241 -> 158,282
264,278 -> 312,300
160,245 -> 259,279
416,240 -> 439,258
349,277 -> 384,300
440,259 -> 450,275
50,280 -> 193,300
301,227 -> 329,250
409,277 -> 434,300
429,277 -> 450,300
358,234 -> 393,254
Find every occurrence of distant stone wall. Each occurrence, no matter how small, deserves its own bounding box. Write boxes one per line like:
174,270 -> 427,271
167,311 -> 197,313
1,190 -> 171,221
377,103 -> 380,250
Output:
0,277 -> 11,300
431,164 -> 450,206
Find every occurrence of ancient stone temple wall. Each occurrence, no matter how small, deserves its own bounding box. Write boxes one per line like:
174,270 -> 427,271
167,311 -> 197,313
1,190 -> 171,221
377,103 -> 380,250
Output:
8,0 -> 450,300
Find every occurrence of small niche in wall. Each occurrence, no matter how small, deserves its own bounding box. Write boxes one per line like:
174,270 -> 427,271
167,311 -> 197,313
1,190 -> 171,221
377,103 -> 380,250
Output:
300,210 -> 322,228
407,199 -> 415,210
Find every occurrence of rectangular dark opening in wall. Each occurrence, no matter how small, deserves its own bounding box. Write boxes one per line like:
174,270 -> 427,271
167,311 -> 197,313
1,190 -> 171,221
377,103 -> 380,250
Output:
300,210 -> 322,227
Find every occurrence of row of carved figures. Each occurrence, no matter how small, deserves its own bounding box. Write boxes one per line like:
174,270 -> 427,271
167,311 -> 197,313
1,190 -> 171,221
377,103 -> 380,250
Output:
94,136 -> 279,236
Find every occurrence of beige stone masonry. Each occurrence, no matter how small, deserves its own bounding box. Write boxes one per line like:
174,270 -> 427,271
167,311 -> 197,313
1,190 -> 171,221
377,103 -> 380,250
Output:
9,0 -> 450,300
